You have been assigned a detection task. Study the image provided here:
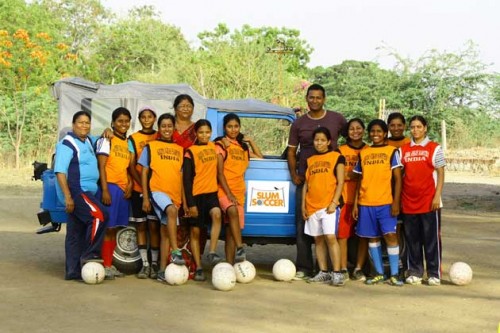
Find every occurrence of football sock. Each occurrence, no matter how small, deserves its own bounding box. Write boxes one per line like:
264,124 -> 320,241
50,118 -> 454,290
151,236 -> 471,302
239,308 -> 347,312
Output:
138,247 -> 148,266
387,245 -> 400,277
368,242 -> 384,275
151,248 -> 159,264
101,240 -> 114,267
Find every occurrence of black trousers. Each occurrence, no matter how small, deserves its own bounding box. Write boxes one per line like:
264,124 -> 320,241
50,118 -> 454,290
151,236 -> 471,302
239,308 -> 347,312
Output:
402,210 -> 442,279
295,184 -> 314,274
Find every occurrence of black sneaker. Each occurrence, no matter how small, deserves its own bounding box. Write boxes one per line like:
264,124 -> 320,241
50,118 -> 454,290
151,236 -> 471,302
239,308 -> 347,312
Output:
235,247 -> 246,263
137,264 -> 150,279
149,263 -> 159,279
170,249 -> 186,265
194,268 -> 206,281
352,269 -> 366,282
208,252 -> 222,266
157,271 -> 166,283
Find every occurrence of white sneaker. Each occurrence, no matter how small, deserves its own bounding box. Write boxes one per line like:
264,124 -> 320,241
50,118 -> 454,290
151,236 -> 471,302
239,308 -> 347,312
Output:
405,275 -> 422,285
428,277 -> 441,286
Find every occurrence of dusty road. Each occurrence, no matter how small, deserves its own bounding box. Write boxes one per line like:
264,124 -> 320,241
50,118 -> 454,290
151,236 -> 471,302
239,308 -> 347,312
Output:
0,181 -> 499,333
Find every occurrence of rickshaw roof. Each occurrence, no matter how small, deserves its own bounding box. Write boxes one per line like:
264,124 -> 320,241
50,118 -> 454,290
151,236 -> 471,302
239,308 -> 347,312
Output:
52,77 -> 294,138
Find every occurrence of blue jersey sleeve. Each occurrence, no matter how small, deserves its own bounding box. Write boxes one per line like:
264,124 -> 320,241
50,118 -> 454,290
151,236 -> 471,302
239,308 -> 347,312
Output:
128,139 -> 135,153
54,142 -> 73,175
353,158 -> 362,174
138,146 -> 150,168
390,149 -> 402,169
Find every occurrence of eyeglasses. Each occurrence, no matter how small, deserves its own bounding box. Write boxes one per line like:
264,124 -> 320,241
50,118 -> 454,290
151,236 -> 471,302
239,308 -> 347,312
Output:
177,104 -> 193,110
75,121 -> 91,126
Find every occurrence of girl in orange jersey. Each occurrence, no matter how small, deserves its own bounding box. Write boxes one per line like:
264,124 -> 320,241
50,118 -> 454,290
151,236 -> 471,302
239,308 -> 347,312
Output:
352,119 -> 403,286
95,107 -> 134,280
183,119 -> 222,281
139,113 -> 186,282
128,107 -> 160,279
387,112 -> 411,148
216,113 -> 263,264
387,112 -> 411,277
302,127 -> 345,286
338,118 -> 368,282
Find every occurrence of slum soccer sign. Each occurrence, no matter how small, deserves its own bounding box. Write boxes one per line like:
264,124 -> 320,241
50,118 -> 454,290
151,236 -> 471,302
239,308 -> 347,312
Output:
246,181 -> 290,213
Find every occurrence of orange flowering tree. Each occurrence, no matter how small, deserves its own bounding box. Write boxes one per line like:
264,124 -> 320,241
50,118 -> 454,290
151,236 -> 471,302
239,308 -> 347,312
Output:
0,28 -> 77,168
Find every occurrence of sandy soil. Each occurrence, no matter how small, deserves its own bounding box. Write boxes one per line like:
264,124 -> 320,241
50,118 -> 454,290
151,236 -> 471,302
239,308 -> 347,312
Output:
0,173 -> 499,333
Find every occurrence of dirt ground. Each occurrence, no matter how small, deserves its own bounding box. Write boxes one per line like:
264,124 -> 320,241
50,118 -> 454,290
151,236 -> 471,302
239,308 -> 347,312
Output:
0,171 -> 499,333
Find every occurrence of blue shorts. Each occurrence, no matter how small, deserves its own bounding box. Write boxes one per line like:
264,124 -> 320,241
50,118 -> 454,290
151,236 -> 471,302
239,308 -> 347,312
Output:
356,205 -> 397,238
97,183 -> 130,228
150,191 -> 179,226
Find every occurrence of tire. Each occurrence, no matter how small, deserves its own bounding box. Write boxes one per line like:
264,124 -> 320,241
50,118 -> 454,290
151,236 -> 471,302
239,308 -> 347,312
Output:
112,226 -> 142,275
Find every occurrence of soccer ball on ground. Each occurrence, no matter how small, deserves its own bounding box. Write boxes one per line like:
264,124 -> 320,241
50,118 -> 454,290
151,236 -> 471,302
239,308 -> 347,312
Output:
272,259 -> 296,281
212,262 -> 236,291
233,261 -> 256,283
449,262 -> 473,286
81,262 -> 105,285
165,263 -> 189,286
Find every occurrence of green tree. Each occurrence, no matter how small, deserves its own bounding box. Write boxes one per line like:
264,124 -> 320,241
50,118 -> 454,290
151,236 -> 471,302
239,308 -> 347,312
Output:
178,23 -> 312,105
386,41 -> 495,144
92,5 -> 189,84
36,0 -> 111,55
309,60 -> 401,120
0,28 -> 77,168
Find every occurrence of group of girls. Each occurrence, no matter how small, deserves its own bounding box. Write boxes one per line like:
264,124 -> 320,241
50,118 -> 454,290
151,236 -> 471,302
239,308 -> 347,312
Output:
94,99 -> 262,282
303,113 -> 445,287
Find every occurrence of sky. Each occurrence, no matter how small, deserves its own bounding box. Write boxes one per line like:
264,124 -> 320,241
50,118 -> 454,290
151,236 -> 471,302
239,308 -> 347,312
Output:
102,0 -> 499,72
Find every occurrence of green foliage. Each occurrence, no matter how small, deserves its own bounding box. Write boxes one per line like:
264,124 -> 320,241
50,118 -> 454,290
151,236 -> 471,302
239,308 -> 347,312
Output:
309,43 -> 498,147
177,23 -> 312,104
91,5 -> 189,84
1,1 -> 498,169
309,60 -> 401,120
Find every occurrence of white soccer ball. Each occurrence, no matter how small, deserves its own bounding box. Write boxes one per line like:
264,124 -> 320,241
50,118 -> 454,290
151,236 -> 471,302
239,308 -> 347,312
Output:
272,259 -> 296,281
212,262 -> 236,291
233,261 -> 256,284
81,262 -> 105,285
165,263 -> 189,286
449,262 -> 473,286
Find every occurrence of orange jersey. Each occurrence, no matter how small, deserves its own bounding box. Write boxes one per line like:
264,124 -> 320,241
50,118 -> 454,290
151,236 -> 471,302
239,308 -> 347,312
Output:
354,145 -> 401,206
185,142 -> 218,196
304,151 -> 344,216
387,136 -> 411,149
143,140 -> 183,207
216,140 -> 250,203
129,130 -> 157,192
96,136 -> 131,191
338,143 -> 367,204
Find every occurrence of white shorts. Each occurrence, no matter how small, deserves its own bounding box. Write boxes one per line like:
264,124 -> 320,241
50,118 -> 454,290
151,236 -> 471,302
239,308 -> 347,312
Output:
305,207 -> 340,237
150,192 -> 179,226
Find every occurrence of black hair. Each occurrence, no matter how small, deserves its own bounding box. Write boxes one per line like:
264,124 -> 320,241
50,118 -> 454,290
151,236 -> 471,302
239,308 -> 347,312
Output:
222,113 -> 249,151
72,110 -> 91,123
312,126 -> 332,141
387,112 -> 406,125
111,107 -> 131,122
409,115 -> 428,128
306,83 -> 325,98
367,119 -> 388,135
157,113 -> 176,128
194,119 -> 212,132
173,94 -> 194,110
342,117 -> 365,141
